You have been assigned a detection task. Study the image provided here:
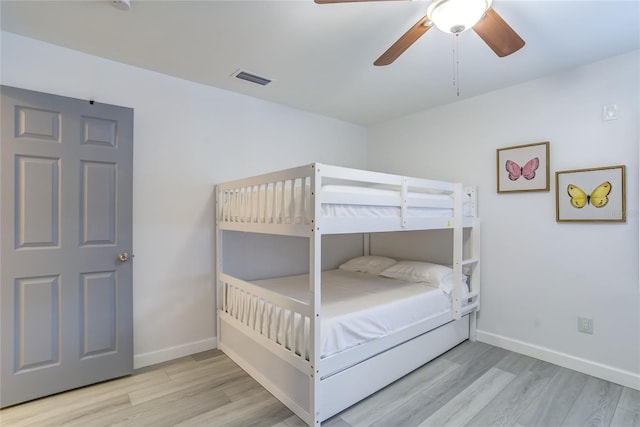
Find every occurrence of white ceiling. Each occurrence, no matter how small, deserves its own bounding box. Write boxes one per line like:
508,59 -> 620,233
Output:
2,0 -> 639,125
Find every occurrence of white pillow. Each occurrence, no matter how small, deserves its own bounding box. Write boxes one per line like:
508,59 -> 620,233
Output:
379,260 -> 468,294
339,256 -> 397,275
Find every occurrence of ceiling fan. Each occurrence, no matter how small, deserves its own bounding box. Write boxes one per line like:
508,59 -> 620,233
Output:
315,0 -> 525,66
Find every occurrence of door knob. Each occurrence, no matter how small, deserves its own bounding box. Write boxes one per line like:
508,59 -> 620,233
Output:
118,252 -> 129,262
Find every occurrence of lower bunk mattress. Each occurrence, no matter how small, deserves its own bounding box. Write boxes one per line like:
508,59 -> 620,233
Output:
225,269 -> 467,359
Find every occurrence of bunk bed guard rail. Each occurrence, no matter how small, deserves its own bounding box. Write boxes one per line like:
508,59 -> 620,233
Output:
216,163 -> 476,236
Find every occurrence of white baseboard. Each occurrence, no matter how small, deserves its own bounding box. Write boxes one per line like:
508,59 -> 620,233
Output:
133,337 -> 218,369
477,330 -> 640,391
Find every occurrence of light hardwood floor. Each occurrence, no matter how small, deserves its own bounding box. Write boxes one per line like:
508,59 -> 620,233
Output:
1,341 -> 638,426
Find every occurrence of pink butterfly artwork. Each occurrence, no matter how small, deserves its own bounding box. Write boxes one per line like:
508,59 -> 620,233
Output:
505,157 -> 539,181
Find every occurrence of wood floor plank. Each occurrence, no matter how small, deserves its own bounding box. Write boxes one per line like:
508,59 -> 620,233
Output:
525,359 -> 561,383
133,355 -> 197,375
465,372 -> 548,426
494,352 -> 537,375
174,388 -> 277,426
442,340 -> 492,365
370,346 -> 509,426
191,348 -> 222,362
283,414 -> 310,427
0,368 -> 168,426
561,376 -> 623,427
1,394 -> 131,427
221,375 -> 263,402
322,416 -> 353,427
610,407 -> 640,427
128,360 -> 241,405
423,346 -> 510,401
418,367 -> 515,426
465,354 -> 559,427
339,357 -> 460,426
68,386 -> 231,427
234,399 -> 294,427
617,387 -> 640,412
515,368 -> 588,427
64,362 -> 246,426
165,353 -> 239,382
0,367 -> 168,426
1,343 -> 635,427
611,385 -> 640,427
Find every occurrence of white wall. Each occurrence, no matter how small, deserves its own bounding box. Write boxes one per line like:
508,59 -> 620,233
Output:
3,30 -> 639,389
367,51 -> 640,388
1,31 -> 368,367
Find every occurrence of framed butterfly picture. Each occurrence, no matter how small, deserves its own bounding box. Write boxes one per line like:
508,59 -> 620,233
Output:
556,165 -> 626,222
496,141 -> 550,193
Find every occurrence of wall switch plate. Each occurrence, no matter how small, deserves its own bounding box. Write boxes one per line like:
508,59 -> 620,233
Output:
578,317 -> 593,334
602,104 -> 618,121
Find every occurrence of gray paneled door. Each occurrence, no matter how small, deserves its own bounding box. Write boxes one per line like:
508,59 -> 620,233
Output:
0,86 -> 133,408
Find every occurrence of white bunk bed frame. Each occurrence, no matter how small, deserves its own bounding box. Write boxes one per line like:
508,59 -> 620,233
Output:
216,163 -> 480,425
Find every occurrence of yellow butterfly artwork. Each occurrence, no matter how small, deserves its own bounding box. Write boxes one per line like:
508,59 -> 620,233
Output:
567,182 -> 611,208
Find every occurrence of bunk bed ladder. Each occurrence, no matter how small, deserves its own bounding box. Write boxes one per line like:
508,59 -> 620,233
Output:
452,185 -> 481,341
465,218 -> 481,341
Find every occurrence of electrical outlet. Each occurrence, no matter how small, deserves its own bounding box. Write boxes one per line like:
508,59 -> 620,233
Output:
578,317 -> 593,334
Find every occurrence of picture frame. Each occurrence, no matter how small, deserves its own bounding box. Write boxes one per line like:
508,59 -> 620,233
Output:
555,165 -> 626,222
496,141 -> 550,193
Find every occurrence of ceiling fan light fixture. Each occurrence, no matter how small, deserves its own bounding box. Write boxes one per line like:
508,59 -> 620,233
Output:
427,0 -> 492,34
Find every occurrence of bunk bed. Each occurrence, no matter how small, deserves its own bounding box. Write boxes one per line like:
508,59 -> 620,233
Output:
215,163 -> 480,425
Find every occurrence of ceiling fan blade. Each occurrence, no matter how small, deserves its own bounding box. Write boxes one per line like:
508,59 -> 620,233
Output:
374,15 -> 432,66
473,7 -> 525,57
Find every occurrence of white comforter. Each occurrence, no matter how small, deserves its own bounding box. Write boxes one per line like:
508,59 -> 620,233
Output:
238,269 -> 455,358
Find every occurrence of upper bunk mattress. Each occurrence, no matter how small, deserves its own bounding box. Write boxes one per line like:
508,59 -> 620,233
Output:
221,184 -> 472,224
321,185 -> 471,217
227,269 -> 460,358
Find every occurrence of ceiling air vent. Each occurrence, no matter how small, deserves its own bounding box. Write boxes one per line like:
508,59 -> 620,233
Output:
232,69 -> 272,86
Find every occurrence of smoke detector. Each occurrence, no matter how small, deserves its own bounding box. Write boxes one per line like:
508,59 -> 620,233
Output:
112,0 -> 131,11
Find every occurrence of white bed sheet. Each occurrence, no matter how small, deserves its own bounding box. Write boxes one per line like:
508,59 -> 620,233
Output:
222,184 -> 471,223
228,269 -> 459,358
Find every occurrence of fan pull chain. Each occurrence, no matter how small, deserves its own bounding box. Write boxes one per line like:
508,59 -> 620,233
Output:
452,34 -> 460,97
